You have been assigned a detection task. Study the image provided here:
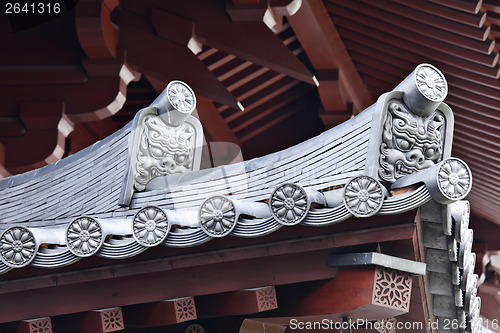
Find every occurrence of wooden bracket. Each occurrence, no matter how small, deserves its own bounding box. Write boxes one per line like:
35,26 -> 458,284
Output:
124,297 -> 197,328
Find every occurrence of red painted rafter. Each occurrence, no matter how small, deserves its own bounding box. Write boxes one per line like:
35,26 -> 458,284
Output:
288,0 -> 372,116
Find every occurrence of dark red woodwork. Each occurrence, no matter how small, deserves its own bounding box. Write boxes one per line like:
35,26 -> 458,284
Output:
196,286 -> 278,318
288,0 -> 372,115
275,266 -> 412,321
225,0 -> 268,22
50,307 -> 124,333
75,0 -> 119,59
124,297 -> 197,328
0,223 -> 417,323
15,318 -> 53,333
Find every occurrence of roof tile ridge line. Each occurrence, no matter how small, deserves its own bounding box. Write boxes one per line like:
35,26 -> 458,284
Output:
0,121 -> 133,191
143,107 -> 372,192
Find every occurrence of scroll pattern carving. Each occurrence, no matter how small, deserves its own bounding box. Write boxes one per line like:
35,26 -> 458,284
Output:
379,100 -> 445,183
256,286 -> 278,311
134,117 -> 196,191
373,266 -> 412,311
100,308 -> 124,332
174,297 -> 197,322
28,318 -> 52,333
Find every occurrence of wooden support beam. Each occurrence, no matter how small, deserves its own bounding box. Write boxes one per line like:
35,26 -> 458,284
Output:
287,0 -> 372,115
143,3 -> 316,85
0,223 -> 416,323
75,0 -> 119,59
124,297 -> 197,328
0,102 -> 74,174
196,95 -> 241,146
52,307 -> 124,333
275,266 -> 413,320
197,286 -> 277,318
81,308 -> 124,333
151,9 -> 202,54
0,65 -> 87,85
0,143 -> 11,179
332,6 -> 498,68
117,20 -> 242,110
226,0 -> 268,22
15,317 -> 53,333
355,0 -> 489,41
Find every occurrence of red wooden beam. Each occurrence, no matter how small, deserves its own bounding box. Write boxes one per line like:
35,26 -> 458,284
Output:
0,102 -> 72,173
275,266 -> 413,320
117,21 -> 242,110
327,2 -> 492,54
331,4 -> 498,67
287,0 -> 372,115
225,0 -> 268,22
0,65 -> 87,85
390,0 -> 486,27
353,0 -> 489,41
196,95 -> 241,146
196,286 -> 277,318
0,143 -> 11,178
76,0 -> 119,59
140,2 -> 316,85
15,317 -> 53,333
151,9 -> 202,54
51,307 -> 124,333
124,297 -> 196,328
0,224 -> 417,323
337,25 -> 500,79
427,0 -> 482,14
0,58 -> 139,125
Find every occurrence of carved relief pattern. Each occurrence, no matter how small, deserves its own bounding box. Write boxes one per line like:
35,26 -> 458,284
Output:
66,217 -> 103,257
270,183 -> 308,225
28,318 -> 52,333
256,286 -> 278,311
134,118 -> 195,191
379,100 -> 445,182
373,266 -> 412,311
375,318 -> 397,333
185,324 -> 205,333
344,176 -> 384,217
199,196 -> 236,237
133,206 -> 169,247
100,308 -> 124,332
415,65 -> 447,101
174,297 -> 197,322
0,226 -> 36,268
438,158 -> 471,200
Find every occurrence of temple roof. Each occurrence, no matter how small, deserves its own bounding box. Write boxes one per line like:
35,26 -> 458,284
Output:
0,1 -> 498,331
